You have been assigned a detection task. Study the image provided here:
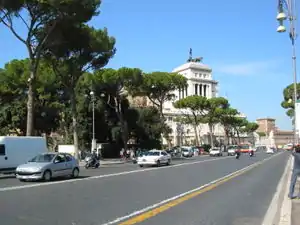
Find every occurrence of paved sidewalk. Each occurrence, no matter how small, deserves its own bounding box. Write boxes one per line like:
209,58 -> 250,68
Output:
291,177 -> 300,225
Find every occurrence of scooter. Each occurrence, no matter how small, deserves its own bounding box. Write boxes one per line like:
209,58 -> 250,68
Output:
235,152 -> 240,159
249,151 -> 254,157
84,155 -> 100,169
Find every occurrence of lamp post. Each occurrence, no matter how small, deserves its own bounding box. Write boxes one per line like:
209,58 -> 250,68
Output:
90,91 -> 96,152
277,0 -> 298,145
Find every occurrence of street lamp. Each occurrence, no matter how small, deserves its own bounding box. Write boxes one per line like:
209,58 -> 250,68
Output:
277,0 -> 298,145
90,91 -> 96,152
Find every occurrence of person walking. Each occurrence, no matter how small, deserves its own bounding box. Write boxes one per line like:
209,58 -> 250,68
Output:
288,144 -> 300,199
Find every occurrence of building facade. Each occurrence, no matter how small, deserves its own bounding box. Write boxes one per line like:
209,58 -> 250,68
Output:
256,118 -> 293,147
128,56 -> 248,147
162,58 -> 228,146
256,118 -> 276,134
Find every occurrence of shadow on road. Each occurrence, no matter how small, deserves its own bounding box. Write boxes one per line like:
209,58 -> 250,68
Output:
0,175 -> 15,180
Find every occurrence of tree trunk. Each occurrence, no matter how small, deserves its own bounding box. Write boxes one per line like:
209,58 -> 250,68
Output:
209,124 -> 214,147
70,89 -> 79,159
120,117 -> 128,151
237,130 -> 241,144
115,98 -> 129,151
26,69 -> 35,136
193,125 -> 200,146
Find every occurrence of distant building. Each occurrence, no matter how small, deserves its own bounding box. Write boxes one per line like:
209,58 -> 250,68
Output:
128,53 -> 249,147
256,118 -> 276,135
256,118 -> 293,147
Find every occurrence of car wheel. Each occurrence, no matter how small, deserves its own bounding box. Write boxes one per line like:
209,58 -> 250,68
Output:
157,160 -> 161,167
167,159 -> 171,166
43,170 -> 52,182
72,168 -> 79,178
139,164 -> 144,167
19,179 -> 26,182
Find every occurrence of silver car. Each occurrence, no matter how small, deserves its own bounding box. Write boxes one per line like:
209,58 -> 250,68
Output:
15,152 -> 80,182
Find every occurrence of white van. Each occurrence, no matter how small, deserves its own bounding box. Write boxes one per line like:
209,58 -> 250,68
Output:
0,136 -> 48,173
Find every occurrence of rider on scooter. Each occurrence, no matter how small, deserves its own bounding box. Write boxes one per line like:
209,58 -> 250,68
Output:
235,146 -> 241,158
91,150 -> 98,166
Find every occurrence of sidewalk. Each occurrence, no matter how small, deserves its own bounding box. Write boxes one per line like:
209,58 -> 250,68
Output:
291,178 -> 300,225
274,156 -> 300,225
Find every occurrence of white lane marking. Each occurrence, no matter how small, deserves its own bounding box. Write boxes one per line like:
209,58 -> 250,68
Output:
0,153 -> 279,192
100,152 -> 284,225
0,156 -> 231,192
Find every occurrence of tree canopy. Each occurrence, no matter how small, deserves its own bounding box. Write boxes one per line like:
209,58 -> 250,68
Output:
281,83 -> 300,118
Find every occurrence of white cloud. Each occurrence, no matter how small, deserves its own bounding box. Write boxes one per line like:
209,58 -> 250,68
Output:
213,60 -> 282,76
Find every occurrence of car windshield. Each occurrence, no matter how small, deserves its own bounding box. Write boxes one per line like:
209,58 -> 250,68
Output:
182,149 -> 189,152
239,145 -> 250,149
228,146 -> 237,150
147,151 -> 160,156
29,154 -> 55,163
211,148 -> 220,151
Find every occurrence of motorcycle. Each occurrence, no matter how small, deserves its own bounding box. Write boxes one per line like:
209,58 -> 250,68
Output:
249,151 -> 254,157
235,152 -> 240,159
84,155 -> 100,169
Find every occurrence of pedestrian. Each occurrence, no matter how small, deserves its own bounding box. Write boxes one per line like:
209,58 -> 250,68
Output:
120,148 -> 124,160
288,144 -> 300,199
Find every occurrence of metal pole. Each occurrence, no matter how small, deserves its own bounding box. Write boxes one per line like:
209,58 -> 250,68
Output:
92,95 -> 95,143
289,0 -> 298,145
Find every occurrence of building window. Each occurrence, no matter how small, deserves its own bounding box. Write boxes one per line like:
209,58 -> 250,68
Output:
168,117 -> 173,121
185,86 -> 188,97
195,73 -> 198,77
203,74 -> 206,78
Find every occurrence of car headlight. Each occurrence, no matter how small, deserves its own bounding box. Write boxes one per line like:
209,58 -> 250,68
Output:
29,167 -> 42,172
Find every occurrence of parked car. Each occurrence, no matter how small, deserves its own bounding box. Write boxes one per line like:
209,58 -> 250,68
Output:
15,152 -> 80,182
266,148 -> 274,154
137,150 -> 171,167
181,147 -> 194,157
209,147 -> 223,157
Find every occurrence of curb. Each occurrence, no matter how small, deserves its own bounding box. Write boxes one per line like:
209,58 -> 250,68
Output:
278,156 -> 293,225
261,155 -> 292,225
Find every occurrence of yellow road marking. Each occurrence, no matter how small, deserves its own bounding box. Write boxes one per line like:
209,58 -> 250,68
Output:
118,160 -> 264,225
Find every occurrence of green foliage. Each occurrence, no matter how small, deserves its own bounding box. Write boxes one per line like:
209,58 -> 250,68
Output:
173,95 -> 208,125
202,97 -> 229,125
281,83 -> 300,118
243,122 -> 259,133
138,72 -> 187,110
257,131 -> 266,137
0,59 -> 61,135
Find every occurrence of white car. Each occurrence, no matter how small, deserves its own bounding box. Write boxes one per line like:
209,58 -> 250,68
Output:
266,148 -> 274,154
209,148 -> 223,157
227,145 -> 238,156
137,150 -> 171,167
181,148 -> 193,157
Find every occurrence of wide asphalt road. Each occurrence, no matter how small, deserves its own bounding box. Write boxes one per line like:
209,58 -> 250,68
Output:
0,151 -> 289,225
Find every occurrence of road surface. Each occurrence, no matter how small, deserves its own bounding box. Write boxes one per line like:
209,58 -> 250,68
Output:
0,151 -> 289,225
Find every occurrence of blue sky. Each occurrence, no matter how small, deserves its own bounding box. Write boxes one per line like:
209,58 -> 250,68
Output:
0,0 -> 297,130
